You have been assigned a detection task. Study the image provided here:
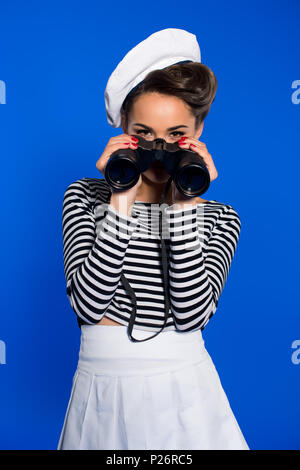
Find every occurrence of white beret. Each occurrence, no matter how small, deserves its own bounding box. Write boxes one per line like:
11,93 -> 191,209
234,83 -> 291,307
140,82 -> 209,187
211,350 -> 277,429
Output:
104,28 -> 201,128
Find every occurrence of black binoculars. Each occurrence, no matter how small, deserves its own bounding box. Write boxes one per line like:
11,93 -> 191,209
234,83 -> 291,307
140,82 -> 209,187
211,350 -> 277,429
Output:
104,134 -> 210,197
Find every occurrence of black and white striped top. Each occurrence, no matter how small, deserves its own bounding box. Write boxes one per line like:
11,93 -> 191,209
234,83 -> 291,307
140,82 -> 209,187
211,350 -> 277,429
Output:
62,177 -> 241,333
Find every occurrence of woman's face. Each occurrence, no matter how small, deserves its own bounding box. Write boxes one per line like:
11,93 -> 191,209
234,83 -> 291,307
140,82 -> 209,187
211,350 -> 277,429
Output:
122,92 -> 204,185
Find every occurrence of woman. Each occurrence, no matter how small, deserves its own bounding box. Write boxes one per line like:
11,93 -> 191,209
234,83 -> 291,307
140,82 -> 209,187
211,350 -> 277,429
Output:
57,28 -> 249,450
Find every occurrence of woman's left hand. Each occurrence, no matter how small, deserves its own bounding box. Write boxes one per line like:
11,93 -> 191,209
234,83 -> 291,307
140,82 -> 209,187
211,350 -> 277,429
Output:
169,136 -> 218,208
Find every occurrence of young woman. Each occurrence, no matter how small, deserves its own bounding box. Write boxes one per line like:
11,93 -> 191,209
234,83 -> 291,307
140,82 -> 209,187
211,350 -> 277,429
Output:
57,29 -> 249,450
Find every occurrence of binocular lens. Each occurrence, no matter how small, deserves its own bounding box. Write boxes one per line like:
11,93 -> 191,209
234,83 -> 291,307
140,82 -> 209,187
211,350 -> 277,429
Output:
108,158 -> 138,186
177,165 -> 208,195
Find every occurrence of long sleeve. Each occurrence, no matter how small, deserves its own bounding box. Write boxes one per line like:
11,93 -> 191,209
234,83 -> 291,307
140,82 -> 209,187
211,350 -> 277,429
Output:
163,202 -> 241,331
62,179 -> 139,324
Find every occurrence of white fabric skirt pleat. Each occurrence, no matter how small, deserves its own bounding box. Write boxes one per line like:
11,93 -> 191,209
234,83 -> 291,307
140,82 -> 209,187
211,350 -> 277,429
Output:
57,325 -> 249,450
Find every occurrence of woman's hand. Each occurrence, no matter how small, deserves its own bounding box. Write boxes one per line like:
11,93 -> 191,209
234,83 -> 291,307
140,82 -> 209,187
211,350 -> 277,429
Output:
169,136 -> 218,209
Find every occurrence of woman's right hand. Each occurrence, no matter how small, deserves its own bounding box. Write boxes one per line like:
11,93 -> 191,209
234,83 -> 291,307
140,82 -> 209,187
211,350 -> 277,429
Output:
96,134 -> 142,216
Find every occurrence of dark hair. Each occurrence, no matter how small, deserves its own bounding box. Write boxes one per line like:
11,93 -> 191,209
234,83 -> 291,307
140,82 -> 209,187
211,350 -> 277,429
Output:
121,62 -> 218,131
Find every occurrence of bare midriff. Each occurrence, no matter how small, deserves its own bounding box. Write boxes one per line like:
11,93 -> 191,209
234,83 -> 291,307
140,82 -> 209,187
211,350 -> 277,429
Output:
97,315 -> 123,326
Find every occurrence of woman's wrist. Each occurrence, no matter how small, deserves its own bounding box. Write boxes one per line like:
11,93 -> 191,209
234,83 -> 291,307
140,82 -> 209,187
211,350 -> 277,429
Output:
110,192 -> 135,217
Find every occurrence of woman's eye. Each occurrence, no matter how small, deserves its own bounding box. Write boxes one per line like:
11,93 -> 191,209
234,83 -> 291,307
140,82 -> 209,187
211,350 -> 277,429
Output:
171,132 -> 184,138
135,130 -> 151,136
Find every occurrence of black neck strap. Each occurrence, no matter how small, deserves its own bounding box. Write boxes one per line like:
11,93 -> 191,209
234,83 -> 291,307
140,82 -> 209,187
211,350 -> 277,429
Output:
118,176 -> 173,342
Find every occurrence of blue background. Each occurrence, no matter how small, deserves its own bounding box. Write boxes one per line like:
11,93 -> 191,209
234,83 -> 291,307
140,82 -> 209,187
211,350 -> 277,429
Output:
0,0 -> 299,450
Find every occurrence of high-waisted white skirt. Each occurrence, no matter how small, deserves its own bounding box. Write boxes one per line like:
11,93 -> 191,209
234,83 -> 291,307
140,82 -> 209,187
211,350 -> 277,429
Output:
57,325 -> 249,450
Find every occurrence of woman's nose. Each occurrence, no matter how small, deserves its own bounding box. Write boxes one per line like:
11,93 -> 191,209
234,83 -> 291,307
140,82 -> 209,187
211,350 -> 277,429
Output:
155,136 -> 174,143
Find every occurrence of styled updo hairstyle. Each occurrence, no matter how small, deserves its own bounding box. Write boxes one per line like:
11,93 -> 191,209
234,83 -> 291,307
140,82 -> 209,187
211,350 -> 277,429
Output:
121,62 -> 218,131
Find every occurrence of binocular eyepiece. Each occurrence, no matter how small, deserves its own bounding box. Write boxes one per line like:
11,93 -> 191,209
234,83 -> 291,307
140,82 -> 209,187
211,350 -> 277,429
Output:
104,134 -> 210,197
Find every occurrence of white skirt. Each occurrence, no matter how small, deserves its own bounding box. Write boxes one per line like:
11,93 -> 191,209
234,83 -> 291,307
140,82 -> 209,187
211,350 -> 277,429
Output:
57,324 -> 250,450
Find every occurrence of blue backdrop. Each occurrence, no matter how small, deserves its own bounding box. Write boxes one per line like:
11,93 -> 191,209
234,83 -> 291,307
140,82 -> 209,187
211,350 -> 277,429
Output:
0,0 -> 299,450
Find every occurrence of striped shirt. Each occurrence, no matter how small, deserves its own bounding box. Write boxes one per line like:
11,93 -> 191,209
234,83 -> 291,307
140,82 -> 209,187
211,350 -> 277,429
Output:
62,177 -> 241,333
